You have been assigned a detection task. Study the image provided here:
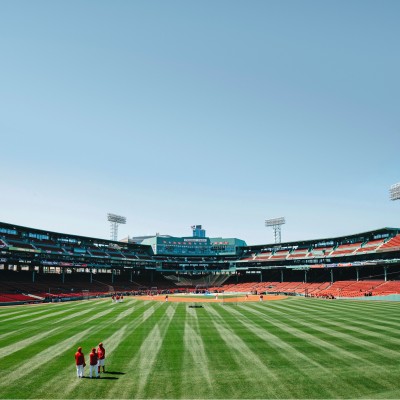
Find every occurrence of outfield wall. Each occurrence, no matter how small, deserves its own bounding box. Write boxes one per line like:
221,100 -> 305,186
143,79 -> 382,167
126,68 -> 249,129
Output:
340,294 -> 400,301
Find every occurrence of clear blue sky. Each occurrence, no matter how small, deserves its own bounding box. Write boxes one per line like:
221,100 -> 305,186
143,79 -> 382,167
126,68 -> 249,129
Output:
1,0 -> 399,245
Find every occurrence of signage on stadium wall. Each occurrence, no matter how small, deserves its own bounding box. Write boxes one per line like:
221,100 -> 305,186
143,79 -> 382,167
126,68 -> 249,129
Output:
9,246 -> 40,253
307,259 -> 400,269
42,260 -> 59,266
183,238 -> 208,243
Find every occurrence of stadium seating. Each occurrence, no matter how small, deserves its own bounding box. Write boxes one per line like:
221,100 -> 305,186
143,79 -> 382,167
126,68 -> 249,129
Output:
329,242 -> 363,257
306,246 -> 334,258
355,238 -> 386,254
287,248 -> 310,259
377,234 -> 400,252
371,280 -> 400,296
270,249 -> 290,260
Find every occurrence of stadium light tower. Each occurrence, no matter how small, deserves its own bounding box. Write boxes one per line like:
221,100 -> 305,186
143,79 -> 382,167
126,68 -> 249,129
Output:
107,213 -> 126,241
390,183 -> 400,201
265,217 -> 286,244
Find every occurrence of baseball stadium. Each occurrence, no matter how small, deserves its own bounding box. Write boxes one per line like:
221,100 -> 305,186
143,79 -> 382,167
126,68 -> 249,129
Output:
1,218 -> 400,399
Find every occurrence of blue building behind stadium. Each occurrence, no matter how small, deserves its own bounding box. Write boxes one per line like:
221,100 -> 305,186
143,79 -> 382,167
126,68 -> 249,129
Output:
123,225 -> 247,257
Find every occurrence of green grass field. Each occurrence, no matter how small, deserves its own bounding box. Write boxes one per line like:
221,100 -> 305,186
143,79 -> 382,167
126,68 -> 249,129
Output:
1,297 -> 400,399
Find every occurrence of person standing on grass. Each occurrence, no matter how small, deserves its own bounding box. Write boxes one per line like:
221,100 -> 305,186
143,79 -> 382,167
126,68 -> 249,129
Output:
89,347 -> 99,378
74,347 -> 86,378
97,342 -> 106,373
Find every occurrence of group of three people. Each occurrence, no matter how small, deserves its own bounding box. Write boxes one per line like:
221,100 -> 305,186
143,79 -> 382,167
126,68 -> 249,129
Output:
74,342 -> 106,378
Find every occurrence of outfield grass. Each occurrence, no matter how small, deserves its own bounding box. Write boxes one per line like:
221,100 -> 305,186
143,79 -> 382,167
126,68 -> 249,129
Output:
1,297 -> 400,399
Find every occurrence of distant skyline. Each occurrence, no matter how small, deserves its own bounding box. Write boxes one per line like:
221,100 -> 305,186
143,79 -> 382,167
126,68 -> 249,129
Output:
1,0 -> 399,245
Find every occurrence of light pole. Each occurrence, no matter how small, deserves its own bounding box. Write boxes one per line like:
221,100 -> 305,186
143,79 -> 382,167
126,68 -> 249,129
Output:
390,183 -> 400,201
265,217 -> 286,244
107,213 -> 126,241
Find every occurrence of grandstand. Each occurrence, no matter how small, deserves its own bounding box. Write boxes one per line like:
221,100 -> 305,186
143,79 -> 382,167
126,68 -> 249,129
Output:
1,221 -> 400,304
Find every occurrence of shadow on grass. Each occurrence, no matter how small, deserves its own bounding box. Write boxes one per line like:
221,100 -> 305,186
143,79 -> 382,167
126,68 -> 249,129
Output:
104,371 -> 125,375
82,376 -> 119,380
98,377 -> 119,380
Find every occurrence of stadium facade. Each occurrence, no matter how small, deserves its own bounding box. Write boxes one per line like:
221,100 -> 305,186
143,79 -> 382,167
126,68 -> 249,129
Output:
1,221 -> 400,285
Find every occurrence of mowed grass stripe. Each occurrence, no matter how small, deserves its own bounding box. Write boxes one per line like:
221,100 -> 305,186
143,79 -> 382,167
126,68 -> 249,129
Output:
60,300 -> 162,400
206,304 -> 292,399
268,299 -> 400,356
222,304 -> 350,399
0,299 -> 157,399
138,304 -> 187,399
0,300 -> 131,375
0,300 -> 86,322
0,306 -> 101,352
293,298 -> 400,325
43,324 -> 131,398
0,326 -> 61,359
242,302 -> 398,397
1,298 -> 400,399
103,301 -> 169,399
0,326 -> 94,390
274,298 -> 400,328
223,303 -> 333,374
182,305 -> 213,396
106,302 -> 177,398
0,306 -> 65,323
294,301 -> 400,337
191,305 -> 250,398
242,303 -> 370,366
267,301 -> 400,357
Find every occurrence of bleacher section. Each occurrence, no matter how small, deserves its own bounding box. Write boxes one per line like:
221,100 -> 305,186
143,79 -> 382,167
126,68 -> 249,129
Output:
307,246 -> 335,258
287,248 -> 309,259
378,234 -> 400,252
208,279 -> 400,298
329,242 -> 363,257
355,238 -> 385,254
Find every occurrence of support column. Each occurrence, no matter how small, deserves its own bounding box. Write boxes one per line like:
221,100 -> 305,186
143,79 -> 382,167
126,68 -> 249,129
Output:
304,270 -> 307,283
90,271 -> 93,284
32,270 -> 35,283
384,266 -> 388,282
280,270 -> 284,283
112,270 -> 114,284
330,269 -> 333,284
62,269 -> 65,284
356,267 -> 359,282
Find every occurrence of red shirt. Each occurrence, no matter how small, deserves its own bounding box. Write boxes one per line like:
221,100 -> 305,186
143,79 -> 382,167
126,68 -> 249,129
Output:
75,351 -> 85,366
97,346 -> 105,360
89,351 -> 98,366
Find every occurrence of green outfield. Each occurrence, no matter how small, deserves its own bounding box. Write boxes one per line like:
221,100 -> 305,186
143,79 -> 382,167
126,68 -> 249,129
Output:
1,297 -> 400,399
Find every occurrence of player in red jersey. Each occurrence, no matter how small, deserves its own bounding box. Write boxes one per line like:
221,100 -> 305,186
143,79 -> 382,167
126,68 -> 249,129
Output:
89,348 -> 99,378
74,347 -> 86,378
97,342 -> 106,373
